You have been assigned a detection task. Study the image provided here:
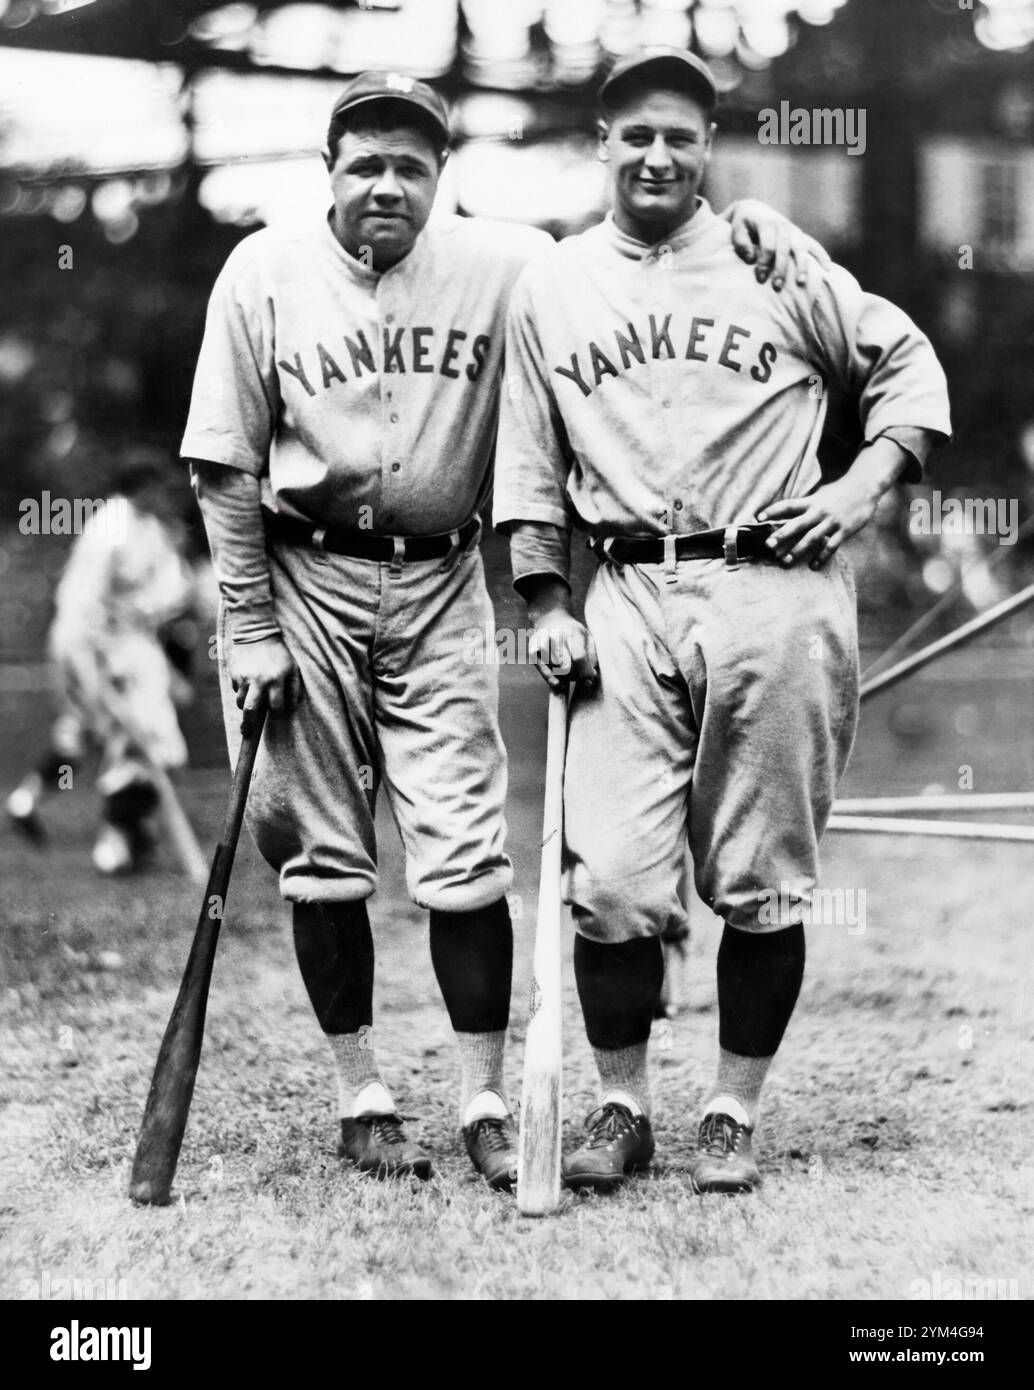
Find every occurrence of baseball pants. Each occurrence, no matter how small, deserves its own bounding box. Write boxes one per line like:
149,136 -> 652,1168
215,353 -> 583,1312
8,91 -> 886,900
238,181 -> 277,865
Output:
218,533 -> 512,910
564,551 -> 859,939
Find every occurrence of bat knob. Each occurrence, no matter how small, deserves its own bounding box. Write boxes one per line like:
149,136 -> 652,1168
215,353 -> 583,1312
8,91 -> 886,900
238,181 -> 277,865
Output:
128,1178 -> 173,1207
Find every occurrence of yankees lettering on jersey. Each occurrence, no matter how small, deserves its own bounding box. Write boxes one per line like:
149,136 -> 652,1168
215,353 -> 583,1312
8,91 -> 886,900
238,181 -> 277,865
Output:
182,214 -> 549,535
496,200 -> 951,539
552,312 -> 777,397
276,326 -> 491,398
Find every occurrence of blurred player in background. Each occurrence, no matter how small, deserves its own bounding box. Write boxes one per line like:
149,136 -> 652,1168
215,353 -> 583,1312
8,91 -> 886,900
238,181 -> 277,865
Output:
5,453 -> 201,875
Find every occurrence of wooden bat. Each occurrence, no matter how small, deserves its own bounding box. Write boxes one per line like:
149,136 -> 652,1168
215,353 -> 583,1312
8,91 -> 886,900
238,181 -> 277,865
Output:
517,686 -> 568,1217
128,700 -> 267,1205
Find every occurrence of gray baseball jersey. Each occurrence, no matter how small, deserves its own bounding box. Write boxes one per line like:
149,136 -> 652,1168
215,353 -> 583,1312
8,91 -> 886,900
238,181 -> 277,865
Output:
494,199 -> 952,938
495,200 -> 951,540
182,212 -> 551,907
183,213 -> 550,535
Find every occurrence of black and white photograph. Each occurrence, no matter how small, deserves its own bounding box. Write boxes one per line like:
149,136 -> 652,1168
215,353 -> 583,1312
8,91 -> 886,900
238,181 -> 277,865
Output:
0,0 -> 1031,1330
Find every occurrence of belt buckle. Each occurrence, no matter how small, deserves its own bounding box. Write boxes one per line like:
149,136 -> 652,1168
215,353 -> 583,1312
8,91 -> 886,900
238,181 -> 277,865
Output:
723,525 -> 740,570
389,535 -> 405,574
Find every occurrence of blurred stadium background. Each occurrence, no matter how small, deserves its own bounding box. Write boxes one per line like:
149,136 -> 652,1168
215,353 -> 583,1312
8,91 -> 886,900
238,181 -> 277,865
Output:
1,0 -> 1032,762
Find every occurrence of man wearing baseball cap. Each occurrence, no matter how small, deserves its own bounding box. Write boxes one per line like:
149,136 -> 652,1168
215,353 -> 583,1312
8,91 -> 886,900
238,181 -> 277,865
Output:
182,62 -> 829,1189
497,45 -> 950,1194
601,44 -> 719,111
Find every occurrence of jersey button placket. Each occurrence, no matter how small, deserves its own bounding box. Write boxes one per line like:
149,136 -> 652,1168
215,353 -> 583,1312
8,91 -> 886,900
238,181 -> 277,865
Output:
380,289 -> 401,526
649,302 -> 677,529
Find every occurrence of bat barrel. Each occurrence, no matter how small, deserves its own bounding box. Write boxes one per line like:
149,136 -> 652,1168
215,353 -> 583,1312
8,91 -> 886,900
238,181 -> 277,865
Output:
128,701 -> 267,1206
517,688 -> 568,1217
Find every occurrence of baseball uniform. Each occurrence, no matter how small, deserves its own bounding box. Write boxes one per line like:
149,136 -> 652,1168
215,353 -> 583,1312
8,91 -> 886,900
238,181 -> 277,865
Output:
496,200 -> 952,939
182,211 -> 551,908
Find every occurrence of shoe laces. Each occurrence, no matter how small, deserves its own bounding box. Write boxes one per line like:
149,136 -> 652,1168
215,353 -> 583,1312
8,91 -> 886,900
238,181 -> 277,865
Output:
583,1103 -> 635,1148
361,1113 -> 407,1147
698,1111 -> 744,1156
467,1117 -> 513,1153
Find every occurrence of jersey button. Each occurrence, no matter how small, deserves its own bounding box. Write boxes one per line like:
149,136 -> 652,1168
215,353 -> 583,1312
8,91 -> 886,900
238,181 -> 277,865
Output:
390,413 -> 399,424
385,313 -> 395,324
391,462 -> 401,473
673,499 -> 683,511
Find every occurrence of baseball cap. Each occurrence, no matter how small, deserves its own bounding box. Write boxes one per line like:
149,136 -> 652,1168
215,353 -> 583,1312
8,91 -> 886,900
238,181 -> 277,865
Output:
599,46 -> 718,116
329,70 -> 450,147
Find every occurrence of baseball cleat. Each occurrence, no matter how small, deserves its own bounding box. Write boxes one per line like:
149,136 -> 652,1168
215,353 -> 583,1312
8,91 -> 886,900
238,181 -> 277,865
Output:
338,1113 -> 433,1180
562,1103 -> 655,1192
690,1112 -> 761,1194
5,787 -> 45,844
463,1114 -> 519,1192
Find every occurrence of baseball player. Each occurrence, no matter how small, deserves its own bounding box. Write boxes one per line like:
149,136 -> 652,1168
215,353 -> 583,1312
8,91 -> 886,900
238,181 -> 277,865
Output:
181,69 -> 837,1187
5,455 -> 198,874
495,47 -> 952,1193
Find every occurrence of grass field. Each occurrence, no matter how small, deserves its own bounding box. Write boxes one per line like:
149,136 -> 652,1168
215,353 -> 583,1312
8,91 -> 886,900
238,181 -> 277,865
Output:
1,647 -> 1032,1302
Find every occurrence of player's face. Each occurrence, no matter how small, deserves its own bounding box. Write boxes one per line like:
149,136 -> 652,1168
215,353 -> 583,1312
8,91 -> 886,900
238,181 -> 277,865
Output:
600,86 -> 714,241
326,125 -> 441,270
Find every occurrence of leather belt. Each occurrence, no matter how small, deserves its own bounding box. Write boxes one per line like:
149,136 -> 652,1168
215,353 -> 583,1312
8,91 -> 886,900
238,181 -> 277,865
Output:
590,522 -> 779,568
263,510 -> 480,563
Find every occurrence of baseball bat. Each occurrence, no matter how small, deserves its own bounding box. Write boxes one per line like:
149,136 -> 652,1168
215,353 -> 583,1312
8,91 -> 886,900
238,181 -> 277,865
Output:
128,699 -> 267,1205
517,686 -> 568,1217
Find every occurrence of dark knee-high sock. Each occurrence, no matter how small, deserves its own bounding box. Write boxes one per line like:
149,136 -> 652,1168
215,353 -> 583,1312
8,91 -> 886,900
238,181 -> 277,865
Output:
292,901 -> 387,1117
706,923 -> 806,1127
430,898 -> 513,1121
574,935 -> 664,1117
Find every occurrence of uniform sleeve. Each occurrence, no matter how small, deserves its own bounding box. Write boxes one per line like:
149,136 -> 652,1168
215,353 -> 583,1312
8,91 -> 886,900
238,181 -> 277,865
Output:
180,240 -> 279,475
493,267 -> 575,536
875,425 -> 940,483
190,463 -> 281,645
789,265 -> 952,481
509,521 -> 572,596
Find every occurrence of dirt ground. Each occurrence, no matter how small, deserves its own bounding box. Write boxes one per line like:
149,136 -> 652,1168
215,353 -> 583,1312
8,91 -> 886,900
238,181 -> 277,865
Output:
1,644 -> 1031,1301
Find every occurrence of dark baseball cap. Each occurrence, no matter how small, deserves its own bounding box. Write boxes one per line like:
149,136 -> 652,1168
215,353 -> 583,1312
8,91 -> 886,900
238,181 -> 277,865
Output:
329,70 -> 450,146
599,46 -> 718,116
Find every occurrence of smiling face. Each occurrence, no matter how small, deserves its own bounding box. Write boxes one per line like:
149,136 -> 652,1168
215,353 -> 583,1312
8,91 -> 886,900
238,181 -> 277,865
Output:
599,83 -> 714,243
324,115 -> 443,271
